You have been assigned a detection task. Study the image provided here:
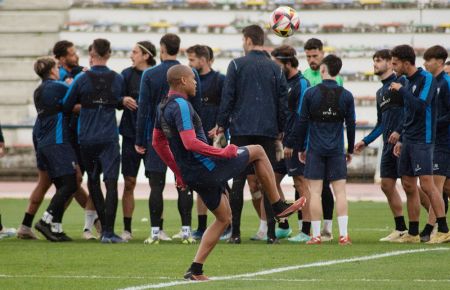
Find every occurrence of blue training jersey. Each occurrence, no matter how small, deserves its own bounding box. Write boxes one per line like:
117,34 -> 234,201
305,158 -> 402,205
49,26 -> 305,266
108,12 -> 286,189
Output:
399,67 -> 437,144
119,66 -> 143,139
435,71 -> 450,146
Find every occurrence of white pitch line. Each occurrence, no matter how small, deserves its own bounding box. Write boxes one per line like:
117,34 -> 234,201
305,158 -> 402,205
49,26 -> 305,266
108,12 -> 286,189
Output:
238,278 -> 450,283
118,248 -> 449,290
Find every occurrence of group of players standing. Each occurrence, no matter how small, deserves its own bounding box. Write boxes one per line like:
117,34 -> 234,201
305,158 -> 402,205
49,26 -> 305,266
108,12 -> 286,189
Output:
7,24 -> 450,253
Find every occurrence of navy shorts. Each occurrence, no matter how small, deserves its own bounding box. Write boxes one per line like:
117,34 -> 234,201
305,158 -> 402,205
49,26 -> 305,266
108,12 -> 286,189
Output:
273,159 -> 287,175
144,144 -> 167,176
37,144 -> 77,179
71,141 -> 85,174
33,134 -> 46,171
285,149 -> 305,177
188,147 -> 250,211
380,143 -> 399,179
398,143 -> 433,177
304,150 -> 347,181
433,145 -> 450,177
80,142 -> 120,181
121,137 -> 144,177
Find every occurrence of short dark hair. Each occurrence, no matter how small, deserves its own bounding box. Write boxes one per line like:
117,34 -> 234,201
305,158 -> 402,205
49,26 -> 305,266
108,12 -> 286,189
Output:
205,46 -> 214,61
271,45 -> 299,68
391,44 -> 415,65
446,61 -> 450,66
373,49 -> 392,60
321,54 -> 342,77
242,25 -> 264,46
186,45 -> 210,61
304,38 -> 323,51
91,38 -> 111,58
34,56 -> 56,79
137,41 -> 157,66
160,33 -> 180,56
423,45 -> 448,62
53,40 -> 74,59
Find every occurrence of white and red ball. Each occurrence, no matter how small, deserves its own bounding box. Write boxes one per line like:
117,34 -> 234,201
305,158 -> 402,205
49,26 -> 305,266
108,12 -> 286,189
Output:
269,6 -> 300,37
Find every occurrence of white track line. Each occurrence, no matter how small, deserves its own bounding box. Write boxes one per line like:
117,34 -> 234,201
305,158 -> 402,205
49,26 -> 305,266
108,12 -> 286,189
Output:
119,248 -> 449,290
238,278 -> 450,283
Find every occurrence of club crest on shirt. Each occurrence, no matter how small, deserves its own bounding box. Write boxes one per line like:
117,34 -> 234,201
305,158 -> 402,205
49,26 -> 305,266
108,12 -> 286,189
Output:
412,85 -> 417,93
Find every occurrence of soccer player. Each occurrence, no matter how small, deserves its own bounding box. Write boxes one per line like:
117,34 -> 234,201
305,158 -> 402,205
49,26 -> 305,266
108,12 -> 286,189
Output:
288,54 -> 355,245
63,39 -> 135,243
152,64 -> 305,280
418,45 -> 450,242
17,41 -> 98,240
303,38 -> 342,241
444,61 -> 450,75
354,49 -> 408,241
215,25 -> 288,244
119,41 -> 157,241
270,45 -> 311,242
186,44 -> 226,240
390,44 -> 450,243
0,122 -> 4,157
135,34 -> 200,244
0,125 -> 16,240
32,56 -> 79,242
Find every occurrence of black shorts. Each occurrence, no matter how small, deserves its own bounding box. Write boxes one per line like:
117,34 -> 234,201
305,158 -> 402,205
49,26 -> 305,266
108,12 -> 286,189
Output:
188,147 -> 250,211
80,142 -> 120,181
144,144 -> 167,176
304,150 -> 347,181
285,149 -> 305,177
398,143 -> 433,177
121,136 -> 144,177
230,135 -> 276,175
433,145 -> 450,177
380,143 -> 399,179
273,159 -> 287,175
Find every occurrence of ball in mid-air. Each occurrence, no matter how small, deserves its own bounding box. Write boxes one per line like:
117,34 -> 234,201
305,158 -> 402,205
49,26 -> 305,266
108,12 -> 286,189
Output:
269,6 -> 300,37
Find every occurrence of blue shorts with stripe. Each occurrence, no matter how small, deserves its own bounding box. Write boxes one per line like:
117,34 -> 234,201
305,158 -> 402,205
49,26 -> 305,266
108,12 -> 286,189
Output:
187,147 -> 250,211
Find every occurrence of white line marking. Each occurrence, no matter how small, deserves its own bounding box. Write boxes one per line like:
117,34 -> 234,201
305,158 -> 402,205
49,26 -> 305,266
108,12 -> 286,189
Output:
238,278 -> 450,283
118,248 -> 449,290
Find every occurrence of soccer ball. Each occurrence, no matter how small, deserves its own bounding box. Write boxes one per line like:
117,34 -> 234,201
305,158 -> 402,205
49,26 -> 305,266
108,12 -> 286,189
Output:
269,6 -> 300,37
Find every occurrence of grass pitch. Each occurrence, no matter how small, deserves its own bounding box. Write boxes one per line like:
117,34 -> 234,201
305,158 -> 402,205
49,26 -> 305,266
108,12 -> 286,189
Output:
1,198 -> 449,290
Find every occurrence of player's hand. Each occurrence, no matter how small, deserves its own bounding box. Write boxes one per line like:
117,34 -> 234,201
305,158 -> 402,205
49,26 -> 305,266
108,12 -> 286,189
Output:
123,96 -> 138,111
354,141 -> 366,155
389,82 -> 402,91
388,131 -> 400,144
222,144 -> 238,159
73,104 -> 81,114
0,142 -> 5,158
208,125 -> 218,139
299,151 -> 306,164
135,145 -> 146,155
216,126 -> 225,136
175,175 -> 187,191
213,132 -> 226,148
346,153 -> 352,164
65,78 -> 73,85
284,147 -> 293,159
393,142 -> 402,157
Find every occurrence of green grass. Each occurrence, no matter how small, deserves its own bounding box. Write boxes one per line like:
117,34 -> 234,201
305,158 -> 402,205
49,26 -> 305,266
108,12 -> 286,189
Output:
1,199 -> 449,290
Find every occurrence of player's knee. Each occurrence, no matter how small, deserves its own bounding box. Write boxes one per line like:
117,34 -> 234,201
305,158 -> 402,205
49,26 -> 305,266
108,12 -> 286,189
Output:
251,190 -> 262,200
381,182 -> 393,195
124,177 -> 137,191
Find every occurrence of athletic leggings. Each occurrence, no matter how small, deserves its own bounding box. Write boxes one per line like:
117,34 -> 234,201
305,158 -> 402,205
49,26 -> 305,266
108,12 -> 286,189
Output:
87,164 -> 118,234
148,172 -> 193,227
47,174 -> 77,223
322,179 -> 334,220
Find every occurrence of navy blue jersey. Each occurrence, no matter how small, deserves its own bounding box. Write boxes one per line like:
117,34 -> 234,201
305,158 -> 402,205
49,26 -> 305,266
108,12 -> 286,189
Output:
198,70 -> 225,142
283,72 -> 310,148
363,74 -> 407,145
435,71 -> 450,146
119,66 -> 143,138
155,95 -> 217,182
62,65 -> 124,145
292,79 -> 356,155
217,50 -> 288,138
399,67 -> 437,144
135,60 -> 201,146
59,65 -> 84,82
33,79 -> 71,148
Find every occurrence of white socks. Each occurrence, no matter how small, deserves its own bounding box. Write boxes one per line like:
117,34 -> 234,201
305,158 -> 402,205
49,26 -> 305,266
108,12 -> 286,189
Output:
51,223 -> 62,233
84,210 -> 97,231
42,211 -> 53,224
337,216 -> 348,237
323,219 -> 333,233
151,227 -> 160,239
312,221 -> 321,238
182,226 -> 191,238
258,219 -> 268,234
